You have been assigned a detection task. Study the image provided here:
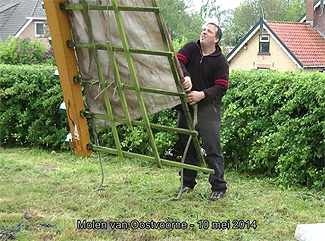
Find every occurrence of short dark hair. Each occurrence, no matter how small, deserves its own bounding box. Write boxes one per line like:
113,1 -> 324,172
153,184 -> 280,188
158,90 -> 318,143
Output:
206,22 -> 222,43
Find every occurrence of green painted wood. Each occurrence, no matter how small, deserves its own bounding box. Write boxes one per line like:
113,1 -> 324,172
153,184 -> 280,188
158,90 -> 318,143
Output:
152,0 -> 207,168
83,111 -> 198,135
68,41 -> 173,57
79,78 -> 185,97
64,0 -> 208,172
111,0 -> 162,167
62,3 -> 159,13
106,41 -> 133,129
81,0 -> 123,158
91,144 -> 214,174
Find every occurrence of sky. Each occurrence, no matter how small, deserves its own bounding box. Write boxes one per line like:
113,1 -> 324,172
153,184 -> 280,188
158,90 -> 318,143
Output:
186,0 -> 245,12
184,0 -> 246,25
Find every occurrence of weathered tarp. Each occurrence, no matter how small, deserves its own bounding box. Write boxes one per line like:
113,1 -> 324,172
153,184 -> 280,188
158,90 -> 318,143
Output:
68,0 -> 181,129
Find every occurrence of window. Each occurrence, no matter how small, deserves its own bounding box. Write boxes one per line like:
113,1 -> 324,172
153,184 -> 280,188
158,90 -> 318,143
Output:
257,67 -> 270,70
35,22 -> 45,37
259,34 -> 270,53
256,63 -> 271,70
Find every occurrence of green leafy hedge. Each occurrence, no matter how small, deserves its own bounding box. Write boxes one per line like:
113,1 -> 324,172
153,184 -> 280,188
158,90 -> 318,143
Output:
98,109 -> 180,160
99,70 -> 324,188
1,65 -> 324,188
222,70 -> 324,188
0,64 -> 68,149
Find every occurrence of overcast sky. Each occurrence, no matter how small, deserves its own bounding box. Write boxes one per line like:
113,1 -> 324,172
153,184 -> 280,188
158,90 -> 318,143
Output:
186,0 -> 245,12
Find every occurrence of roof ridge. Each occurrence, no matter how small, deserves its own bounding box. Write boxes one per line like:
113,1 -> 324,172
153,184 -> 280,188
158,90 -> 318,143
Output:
266,20 -> 310,24
0,1 -> 19,14
30,0 -> 39,16
29,0 -> 46,17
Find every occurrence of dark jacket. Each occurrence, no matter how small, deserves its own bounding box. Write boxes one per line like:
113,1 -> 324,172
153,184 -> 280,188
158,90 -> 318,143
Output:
176,40 -> 229,120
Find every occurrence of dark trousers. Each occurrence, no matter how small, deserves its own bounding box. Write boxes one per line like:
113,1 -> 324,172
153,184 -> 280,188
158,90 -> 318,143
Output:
178,106 -> 227,192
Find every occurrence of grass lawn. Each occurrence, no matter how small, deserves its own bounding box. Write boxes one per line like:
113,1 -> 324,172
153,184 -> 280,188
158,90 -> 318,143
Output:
0,147 -> 324,240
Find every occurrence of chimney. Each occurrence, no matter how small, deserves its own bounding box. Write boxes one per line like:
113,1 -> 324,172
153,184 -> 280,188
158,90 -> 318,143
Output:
306,0 -> 314,26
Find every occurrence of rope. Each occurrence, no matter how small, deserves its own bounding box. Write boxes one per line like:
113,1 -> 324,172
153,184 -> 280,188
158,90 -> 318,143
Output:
92,0 -> 111,192
0,222 -> 23,240
169,104 -> 198,201
105,0 -> 120,104
93,151 -> 105,191
93,81 -> 114,100
0,213 -> 60,240
92,118 -> 105,192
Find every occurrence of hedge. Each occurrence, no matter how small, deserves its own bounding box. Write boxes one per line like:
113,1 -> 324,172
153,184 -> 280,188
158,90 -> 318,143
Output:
100,70 -> 324,188
0,64 -> 67,149
98,109 -> 180,160
1,65 -> 324,188
222,70 -> 324,188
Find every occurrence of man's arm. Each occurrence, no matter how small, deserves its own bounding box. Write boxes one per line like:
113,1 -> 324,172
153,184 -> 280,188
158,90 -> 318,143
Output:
177,42 -> 195,91
203,58 -> 229,101
187,58 -> 229,105
177,52 -> 191,77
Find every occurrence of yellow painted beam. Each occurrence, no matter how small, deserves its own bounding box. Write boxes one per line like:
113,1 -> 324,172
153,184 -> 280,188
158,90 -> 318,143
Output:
43,0 -> 92,157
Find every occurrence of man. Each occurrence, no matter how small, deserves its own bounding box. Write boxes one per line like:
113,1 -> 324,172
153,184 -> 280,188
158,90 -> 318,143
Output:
176,23 -> 229,201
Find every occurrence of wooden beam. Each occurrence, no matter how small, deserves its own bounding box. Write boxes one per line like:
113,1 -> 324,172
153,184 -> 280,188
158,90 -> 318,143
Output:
43,0 -> 92,157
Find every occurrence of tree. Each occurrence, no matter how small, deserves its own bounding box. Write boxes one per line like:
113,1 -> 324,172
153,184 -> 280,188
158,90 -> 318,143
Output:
0,36 -> 49,65
158,0 -> 204,42
158,0 -> 308,48
200,0 -> 222,22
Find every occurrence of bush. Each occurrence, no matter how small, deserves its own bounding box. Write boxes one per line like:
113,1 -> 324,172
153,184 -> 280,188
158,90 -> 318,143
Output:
0,36 -> 54,65
1,64 -> 323,188
97,70 -> 324,188
0,64 -> 68,150
222,70 -> 324,188
98,109 -> 180,160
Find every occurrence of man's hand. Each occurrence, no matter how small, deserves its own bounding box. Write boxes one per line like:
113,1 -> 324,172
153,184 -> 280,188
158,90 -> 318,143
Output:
183,76 -> 192,92
186,91 -> 205,105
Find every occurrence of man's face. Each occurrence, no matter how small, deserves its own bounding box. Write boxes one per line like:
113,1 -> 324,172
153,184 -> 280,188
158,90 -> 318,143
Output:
200,24 -> 218,46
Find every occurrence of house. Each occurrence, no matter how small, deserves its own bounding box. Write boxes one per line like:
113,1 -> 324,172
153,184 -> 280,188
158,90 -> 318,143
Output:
0,0 -> 48,47
227,0 -> 325,72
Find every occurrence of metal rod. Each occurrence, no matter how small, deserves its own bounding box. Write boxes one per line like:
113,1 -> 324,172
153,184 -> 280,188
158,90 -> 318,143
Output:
91,144 -> 214,174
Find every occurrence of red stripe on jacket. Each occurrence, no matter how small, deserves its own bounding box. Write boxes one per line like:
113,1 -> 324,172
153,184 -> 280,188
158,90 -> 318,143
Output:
177,53 -> 188,65
214,79 -> 229,88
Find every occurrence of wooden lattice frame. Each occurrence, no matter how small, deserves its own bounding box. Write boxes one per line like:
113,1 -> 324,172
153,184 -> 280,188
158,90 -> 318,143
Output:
43,0 -> 213,174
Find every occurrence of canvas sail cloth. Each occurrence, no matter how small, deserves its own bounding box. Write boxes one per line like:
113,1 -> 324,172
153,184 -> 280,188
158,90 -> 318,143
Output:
68,0 -> 181,130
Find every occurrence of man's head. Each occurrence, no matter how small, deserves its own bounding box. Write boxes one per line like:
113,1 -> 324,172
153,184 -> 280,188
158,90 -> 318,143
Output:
200,23 -> 222,46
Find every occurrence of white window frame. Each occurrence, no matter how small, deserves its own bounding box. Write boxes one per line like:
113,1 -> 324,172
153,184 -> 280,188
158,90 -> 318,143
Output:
35,22 -> 45,37
260,35 -> 270,42
259,34 -> 270,53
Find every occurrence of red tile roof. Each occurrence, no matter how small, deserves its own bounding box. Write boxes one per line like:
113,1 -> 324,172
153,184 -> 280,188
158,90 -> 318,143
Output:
266,21 -> 325,67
